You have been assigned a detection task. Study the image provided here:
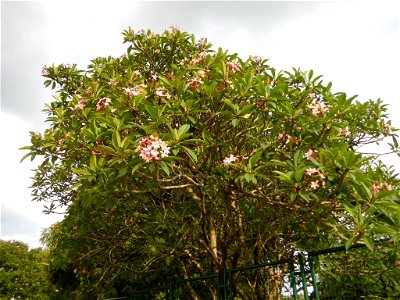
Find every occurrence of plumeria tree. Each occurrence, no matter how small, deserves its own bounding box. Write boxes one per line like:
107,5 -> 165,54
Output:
23,27 -> 400,298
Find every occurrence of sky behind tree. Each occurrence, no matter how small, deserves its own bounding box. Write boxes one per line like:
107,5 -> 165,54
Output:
1,0 -> 399,248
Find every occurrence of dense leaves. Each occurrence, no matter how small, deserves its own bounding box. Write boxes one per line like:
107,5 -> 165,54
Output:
23,27 -> 400,298
0,240 -> 52,299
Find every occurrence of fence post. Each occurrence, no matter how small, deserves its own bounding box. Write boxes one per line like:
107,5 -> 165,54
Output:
298,253 -> 309,300
308,254 -> 320,300
289,259 -> 298,300
217,267 -> 229,300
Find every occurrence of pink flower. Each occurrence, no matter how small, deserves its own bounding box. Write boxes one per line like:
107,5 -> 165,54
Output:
381,123 -> 392,134
42,65 -> 49,75
96,97 -> 111,111
305,149 -> 315,159
372,181 -> 381,195
109,79 -> 118,86
341,127 -> 351,136
226,60 -> 240,73
310,181 -> 319,190
223,154 -> 239,166
124,87 -> 143,97
198,52 -> 207,59
252,56 -> 263,63
188,77 -> 202,89
308,100 -> 332,117
155,87 -> 171,99
305,168 -> 318,176
133,70 -> 142,77
278,133 -> 285,140
197,38 -> 207,47
384,183 -> 393,191
74,99 -> 86,110
198,70 -> 206,78
136,135 -> 170,162
308,93 -> 316,99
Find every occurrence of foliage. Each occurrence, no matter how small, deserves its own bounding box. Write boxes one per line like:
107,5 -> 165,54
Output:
22,27 -> 400,298
0,240 -> 52,299
316,243 -> 400,299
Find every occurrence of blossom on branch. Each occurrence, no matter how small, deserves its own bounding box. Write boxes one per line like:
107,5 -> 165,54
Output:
136,135 -> 170,162
223,154 -> 239,166
96,97 -> 111,111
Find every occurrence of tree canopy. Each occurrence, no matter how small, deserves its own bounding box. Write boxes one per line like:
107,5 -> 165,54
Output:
22,27 -> 400,298
0,240 -> 52,299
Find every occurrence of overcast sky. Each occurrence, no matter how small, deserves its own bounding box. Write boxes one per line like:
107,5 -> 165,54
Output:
1,0 -> 399,248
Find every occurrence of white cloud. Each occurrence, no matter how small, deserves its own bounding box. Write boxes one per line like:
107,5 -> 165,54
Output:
39,2 -> 140,67
265,1 -> 400,126
0,112 -> 63,248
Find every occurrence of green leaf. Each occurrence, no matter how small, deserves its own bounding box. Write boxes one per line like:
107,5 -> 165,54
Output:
112,130 -> 122,149
363,235 -> 374,251
271,159 -> 288,168
89,155 -> 97,171
248,150 -> 263,169
160,161 -> 170,176
244,173 -> 257,184
131,162 -> 144,174
178,124 -> 190,136
181,146 -> 197,163
298,190 -> 310,202
345,235 -> 357,250
117,167 -> 128,178
273,170 -> 294,184
294,167 -> 306,182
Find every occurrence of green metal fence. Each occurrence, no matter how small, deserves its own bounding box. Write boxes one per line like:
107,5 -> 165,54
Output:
123,240 -> 398,300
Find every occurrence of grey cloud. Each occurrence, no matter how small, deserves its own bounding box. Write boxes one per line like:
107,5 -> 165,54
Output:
1,1 -> 50,127
1,205 -> 42,237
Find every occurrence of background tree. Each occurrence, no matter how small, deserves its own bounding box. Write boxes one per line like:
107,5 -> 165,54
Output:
315,242 -> 400,299
23,27 -> 400,298
0,240 -> 53,299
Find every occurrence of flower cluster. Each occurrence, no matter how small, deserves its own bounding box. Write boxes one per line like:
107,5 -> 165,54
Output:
197,38 -> 207,48
155,87 -> 171,99
74,99 -> 86,110
226,60 -> 240,73
372,181 -> 393,195
223,154 -> 239,166
109,79 -> 119,86
124,87 -> 144,97
198,70 -> 207,78
132,70 -> 142,77
136,135 -> 170,162
340,127 -> 351,137
304,149 -> 316,159
381,123 -> 392,134
192,51 -> 207,65
305,167 -> 326,190
307,99 -> 332,117
188,77 -> 203,90
278,133 -> 299,145
96,97 -> 111,111
252,56 -> 263,63
42,65 -> 49,75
